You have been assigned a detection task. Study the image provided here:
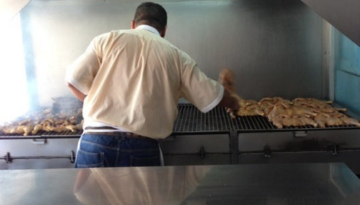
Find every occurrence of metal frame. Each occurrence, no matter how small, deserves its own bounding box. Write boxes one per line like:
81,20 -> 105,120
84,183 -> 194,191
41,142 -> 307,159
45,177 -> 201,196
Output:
2,104 -> 360,170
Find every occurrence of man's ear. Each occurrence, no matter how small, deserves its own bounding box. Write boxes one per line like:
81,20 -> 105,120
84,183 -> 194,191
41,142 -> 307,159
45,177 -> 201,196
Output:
131,20 -> 136,29
160,26 -> 167,38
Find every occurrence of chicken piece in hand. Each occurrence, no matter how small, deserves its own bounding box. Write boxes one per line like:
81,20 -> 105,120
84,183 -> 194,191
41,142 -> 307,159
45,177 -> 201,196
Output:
219,68 -> 236,93
222,90 -> 240,118
218,68 -> 240,117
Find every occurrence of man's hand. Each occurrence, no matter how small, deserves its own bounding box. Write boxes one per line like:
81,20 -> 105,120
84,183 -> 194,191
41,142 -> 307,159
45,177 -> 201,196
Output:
217,68 -> 241,117
219,68 -> 236,93
219,89 -> 240,118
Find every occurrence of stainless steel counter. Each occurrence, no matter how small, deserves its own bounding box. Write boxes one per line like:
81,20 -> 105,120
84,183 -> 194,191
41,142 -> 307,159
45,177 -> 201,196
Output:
1,163 -> 360,205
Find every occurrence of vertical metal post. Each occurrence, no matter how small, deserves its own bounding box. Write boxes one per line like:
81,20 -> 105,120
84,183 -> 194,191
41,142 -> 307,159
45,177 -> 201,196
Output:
229,131 -> 238,164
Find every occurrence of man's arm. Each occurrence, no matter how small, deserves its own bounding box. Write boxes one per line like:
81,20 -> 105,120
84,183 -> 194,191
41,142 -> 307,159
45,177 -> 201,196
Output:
67,82 -> 87,102
66,38 -> 101,102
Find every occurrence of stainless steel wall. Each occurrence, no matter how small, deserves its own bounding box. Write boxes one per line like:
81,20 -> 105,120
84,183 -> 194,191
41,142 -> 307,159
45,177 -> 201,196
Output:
20,0 -> 324,107
333,28 -> 360,116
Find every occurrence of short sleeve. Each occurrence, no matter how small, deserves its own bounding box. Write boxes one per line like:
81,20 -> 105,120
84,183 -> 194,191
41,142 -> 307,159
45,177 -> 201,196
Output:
180,53 -> 224,113
66,39 -> 101,95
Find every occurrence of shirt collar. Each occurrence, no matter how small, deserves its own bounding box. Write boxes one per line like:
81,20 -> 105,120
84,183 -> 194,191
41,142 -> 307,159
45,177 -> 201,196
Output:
135,25 -> 161,36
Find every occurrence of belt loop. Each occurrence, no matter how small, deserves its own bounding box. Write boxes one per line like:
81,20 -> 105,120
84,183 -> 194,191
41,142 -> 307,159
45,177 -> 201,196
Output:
114,132 -> 121,139
120,132 -> 127,140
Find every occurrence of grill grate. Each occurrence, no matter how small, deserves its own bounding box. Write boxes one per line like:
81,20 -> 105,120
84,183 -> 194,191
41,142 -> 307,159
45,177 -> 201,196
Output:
231,115 -> 360,132
1,104 -> 360,138
0,130 -> 83,138
39,130 -> 83,137
175,104 -> 360,133
173,104 -> 233,134
232,116 -> 277,131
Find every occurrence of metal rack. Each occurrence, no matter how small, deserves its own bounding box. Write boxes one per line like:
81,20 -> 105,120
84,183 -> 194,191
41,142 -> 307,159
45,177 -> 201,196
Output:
1,104 -> 360,138
174,104 -> 360,134
173,104 -> 233,134
2,104 -> 360,171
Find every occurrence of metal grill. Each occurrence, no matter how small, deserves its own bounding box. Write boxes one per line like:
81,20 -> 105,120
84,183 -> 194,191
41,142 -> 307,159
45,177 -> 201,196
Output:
231,115 -> 360,132
0,130 -> 83,139
175,104 -> 360,133
39,130 -> 83,137
1,104 -> 360,138
173,104 -> 233,134
231,116 -> 277,131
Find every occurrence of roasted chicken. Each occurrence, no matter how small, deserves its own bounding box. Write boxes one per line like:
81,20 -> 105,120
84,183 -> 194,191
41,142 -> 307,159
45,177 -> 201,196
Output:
0,108 -> 83,136
219,68 -> 236,93
222,94 -> 360,128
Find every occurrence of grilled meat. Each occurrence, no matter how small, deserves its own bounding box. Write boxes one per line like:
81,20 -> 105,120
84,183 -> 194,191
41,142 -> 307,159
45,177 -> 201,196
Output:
1,108 -> 83,136
227,96 -> 360,129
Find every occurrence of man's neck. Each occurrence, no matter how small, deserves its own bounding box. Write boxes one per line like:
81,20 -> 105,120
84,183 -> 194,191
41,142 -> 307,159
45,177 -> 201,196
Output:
135,25 -> 160,36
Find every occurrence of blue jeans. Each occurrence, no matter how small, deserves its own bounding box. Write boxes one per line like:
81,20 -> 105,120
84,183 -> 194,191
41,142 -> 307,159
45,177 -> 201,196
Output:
75,133 -> 161,168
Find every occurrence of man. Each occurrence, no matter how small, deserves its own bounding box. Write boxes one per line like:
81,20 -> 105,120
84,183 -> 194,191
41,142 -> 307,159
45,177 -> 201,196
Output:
66,2 -> 239,168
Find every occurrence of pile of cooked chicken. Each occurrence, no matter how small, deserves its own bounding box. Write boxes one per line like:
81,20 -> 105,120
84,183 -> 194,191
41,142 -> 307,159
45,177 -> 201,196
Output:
219,68 -> 360,128
235,97 -> 360,128
0,108 -> 83,136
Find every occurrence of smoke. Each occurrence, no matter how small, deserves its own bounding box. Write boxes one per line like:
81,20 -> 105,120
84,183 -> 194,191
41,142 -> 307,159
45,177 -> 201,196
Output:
0,14 -> 29,125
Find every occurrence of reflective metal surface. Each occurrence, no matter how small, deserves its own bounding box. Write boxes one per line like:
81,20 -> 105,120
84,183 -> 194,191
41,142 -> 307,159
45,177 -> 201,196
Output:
1,163 -> 360,205
301,0 -> 360,47
13,0 -> 324,108
0,0 -> 30,24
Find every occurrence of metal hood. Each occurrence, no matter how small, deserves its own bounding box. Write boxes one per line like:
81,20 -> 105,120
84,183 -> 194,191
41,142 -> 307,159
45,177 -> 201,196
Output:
301,0 -> 360,46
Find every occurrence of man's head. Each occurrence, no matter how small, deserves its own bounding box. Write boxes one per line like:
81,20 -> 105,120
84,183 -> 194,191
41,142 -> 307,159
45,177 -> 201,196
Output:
132,2 -> 167,37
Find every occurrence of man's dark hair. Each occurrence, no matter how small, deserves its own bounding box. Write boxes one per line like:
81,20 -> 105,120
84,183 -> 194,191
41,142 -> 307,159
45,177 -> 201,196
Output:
134,2 -> 167,32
